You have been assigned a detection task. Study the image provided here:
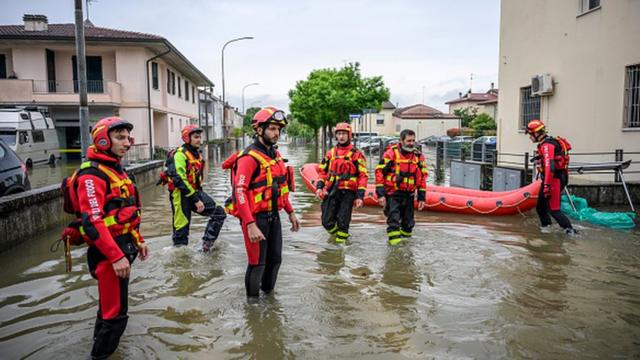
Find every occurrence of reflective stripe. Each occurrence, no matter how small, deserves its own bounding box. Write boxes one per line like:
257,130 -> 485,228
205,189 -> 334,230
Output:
400,229 -> 412,237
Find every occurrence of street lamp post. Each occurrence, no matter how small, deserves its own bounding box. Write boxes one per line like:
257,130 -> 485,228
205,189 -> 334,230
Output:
221,36 -> 253,138
241,82 -> 259,114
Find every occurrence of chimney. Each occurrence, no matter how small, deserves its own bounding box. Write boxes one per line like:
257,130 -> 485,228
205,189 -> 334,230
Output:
23,14 -> 48,31
458,92 -> 462,98
490,82 -> 495,90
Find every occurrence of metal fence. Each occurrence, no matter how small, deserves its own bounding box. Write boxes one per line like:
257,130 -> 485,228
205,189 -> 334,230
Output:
32,80 -> 106,94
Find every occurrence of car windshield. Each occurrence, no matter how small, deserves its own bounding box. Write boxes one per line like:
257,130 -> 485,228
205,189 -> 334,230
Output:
0,130 -> 16,146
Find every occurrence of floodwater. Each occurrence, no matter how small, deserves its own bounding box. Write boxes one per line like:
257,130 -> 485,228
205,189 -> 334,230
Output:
0,144 -> 639,359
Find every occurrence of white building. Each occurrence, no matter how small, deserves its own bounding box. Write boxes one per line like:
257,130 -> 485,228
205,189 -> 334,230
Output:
0,14 -> 214,157
497,0 -> 640,181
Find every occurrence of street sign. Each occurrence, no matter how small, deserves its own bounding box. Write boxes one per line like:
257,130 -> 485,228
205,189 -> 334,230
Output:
349,114 -> 361,119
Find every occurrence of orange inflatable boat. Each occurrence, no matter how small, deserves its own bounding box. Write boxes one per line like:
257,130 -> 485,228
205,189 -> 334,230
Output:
300,163 -> 540,216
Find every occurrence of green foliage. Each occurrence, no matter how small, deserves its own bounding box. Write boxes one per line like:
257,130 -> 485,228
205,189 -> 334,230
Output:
288,62 -> 390,134
231,127 -> 244,138
243,107 -> 261,135
453,107 -> 478,128
286,117 -> 316,141
469,113 -> 497,135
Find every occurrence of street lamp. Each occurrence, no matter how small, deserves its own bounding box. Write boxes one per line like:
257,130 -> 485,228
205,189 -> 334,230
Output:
242,82 -> 259,114
221,36 -> 253,137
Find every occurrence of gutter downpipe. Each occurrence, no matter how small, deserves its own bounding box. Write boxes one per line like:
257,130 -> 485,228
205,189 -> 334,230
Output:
146,47 -> 172,159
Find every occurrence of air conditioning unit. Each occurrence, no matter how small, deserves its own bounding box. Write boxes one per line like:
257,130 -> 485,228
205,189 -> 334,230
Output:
531,74 -> 554,96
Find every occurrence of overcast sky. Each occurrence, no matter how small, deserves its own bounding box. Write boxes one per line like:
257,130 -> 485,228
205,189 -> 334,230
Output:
1,0 -> 500,113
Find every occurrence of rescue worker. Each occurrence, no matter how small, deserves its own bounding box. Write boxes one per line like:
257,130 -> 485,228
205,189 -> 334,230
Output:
231,106 -> 301,297
166,125 -> 226,251
375,129 -> 428,245
525,119 -> 576,234
315,122 -> 368,243
73,117 -> 149,358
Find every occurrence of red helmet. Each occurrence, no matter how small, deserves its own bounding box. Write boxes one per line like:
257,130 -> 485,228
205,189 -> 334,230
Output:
334,122 -> 352,139
252,106 -> 287,129
181,124 -> 203,143
525,119 -> 546,135
91,116 -> 133,152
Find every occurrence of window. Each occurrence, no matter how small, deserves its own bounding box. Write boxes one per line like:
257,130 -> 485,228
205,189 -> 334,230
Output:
0,130 -> 16,146
395,124 -> 401,132
0,54 -> 6,79
192,86 -> 195,104
624,64 -> 640,128
178,76 -> 182,97
185,80 -> 189,101
171,72 -> 176,95
179,118 -> 183,129
519,86 -> 540,130
170,117 -> 174,132
166,69 -> 171,94
32,130 -> 45,143
579,0 -> 600,14
19,131 -> 28,144
376,114 -> 385,125
151,62 -> 158,90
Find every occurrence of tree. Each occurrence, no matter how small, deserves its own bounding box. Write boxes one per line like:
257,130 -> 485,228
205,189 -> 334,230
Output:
288,62 -> 390,145
243,107 -> 261,134
453,107 -> 478,128
286,117 -> 315,141
469,113 -> 497,135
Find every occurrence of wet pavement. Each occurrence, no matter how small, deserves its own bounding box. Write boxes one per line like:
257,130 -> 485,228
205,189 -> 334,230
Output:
0,144 -> 639,359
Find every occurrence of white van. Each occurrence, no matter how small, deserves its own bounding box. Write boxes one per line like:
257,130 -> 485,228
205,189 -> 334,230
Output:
0,108 -> 60,167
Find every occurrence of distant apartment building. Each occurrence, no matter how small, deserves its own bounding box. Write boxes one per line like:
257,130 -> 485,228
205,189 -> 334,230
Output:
445,85 -> 498,120
0,14 -> 213,157
351,100 -> 398,136
498,0 -> 640,181
199,90 -> 224,141
393,104 -> 460,139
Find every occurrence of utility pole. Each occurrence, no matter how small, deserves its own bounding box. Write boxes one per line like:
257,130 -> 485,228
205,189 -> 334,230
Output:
74,0 -> 90,159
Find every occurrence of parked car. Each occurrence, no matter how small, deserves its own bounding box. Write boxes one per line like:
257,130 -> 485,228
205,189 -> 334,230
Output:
0,107 -> 60,168
419,135 -> 451,146
451,136 -> 475,143
0,139 -> 31,197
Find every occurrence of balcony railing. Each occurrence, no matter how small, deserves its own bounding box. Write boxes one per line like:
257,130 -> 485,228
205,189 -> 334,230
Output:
32,80 -> 106,94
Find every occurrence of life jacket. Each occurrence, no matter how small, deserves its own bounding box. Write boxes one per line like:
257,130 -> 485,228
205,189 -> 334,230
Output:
320,145 -> 361,192
224,145 -> 294,217
382,144 -> 424,193
157,146 -> 204,191
58,159 -> 142,272
536,136 -> 571,174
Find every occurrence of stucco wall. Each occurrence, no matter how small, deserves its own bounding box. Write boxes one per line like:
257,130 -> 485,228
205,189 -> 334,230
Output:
498,0 -> 640,181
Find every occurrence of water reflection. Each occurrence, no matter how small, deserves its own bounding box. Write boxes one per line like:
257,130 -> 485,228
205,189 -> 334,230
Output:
0,143 -> 639,359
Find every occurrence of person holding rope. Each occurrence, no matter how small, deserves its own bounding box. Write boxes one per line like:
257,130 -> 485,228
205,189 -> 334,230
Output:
375,129 -> 428,245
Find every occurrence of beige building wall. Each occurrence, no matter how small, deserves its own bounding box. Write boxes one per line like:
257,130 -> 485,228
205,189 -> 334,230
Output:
399,118 -> 459,139
11,47 -> 46,80
498,0 -> 640,181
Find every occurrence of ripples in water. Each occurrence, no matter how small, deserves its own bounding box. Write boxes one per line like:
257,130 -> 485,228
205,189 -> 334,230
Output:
0,144 -> 639,359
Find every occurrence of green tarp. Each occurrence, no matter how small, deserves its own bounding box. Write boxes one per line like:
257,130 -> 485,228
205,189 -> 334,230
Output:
561,195 -> 637,229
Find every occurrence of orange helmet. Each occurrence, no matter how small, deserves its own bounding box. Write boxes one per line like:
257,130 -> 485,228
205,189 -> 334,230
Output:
181,124 -> 203,143
525,120 -> 546,135
91,116 -> 133,152
252,106 -> 287,129
334,122 -> 352,139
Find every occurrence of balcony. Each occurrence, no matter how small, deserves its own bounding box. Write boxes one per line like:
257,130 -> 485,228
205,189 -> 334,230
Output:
0,79 -> 121,105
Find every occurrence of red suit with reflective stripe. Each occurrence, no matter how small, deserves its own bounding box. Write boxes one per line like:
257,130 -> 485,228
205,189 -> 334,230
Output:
375,144 -> 428,241
317,144 -> 368,197
375,144 -> 428,200
536,136 -> 570,211
73,145 -> 143,358
316,143 -> 368,242
232,140 -> 294,296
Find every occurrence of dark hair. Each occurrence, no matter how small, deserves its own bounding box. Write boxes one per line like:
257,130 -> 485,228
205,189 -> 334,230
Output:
400,129 -> 415,140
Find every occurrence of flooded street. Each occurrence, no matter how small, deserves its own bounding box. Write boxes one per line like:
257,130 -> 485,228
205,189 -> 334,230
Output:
1,144 -> 639,359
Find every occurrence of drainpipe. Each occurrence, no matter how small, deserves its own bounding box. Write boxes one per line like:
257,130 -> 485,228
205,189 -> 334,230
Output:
146,48 -> 171,159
